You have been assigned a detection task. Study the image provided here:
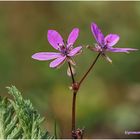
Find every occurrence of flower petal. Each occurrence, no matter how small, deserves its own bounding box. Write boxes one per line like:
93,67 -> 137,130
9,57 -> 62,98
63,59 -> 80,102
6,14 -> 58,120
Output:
91,22 -> 104,47
32,52 -> 62,61
107,47 -> 138,53
105,34 -> 120,47
67,28 -> 79,46
49,56 -> 66,68
47,30 -> 64,50
68,46 -> 82,56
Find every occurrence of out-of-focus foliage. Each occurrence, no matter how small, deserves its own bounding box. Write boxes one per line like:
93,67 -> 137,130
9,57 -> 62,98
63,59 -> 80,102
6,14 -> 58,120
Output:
0,1 -> 139,138
0,86 -> 53,139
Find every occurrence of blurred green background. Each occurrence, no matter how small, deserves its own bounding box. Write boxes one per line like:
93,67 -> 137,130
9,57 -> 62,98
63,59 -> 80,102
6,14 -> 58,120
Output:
0,1 -> 140,138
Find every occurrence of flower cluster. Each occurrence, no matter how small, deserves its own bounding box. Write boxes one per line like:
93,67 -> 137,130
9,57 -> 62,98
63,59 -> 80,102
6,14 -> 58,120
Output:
32,22 -> 138,67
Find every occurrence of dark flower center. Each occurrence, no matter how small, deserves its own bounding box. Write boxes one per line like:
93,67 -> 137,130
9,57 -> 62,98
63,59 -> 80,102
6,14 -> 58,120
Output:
61,47 -> 68,55
58,43 -> 70,56
103,45 -> 107,49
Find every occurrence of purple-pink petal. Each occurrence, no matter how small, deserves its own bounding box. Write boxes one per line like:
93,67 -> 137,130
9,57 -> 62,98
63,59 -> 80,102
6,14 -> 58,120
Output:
107,47 -> 138,53
67,28 -> 79,46
68,46 -> 82,56
47,30 -> 64,50
105,34 -> 120,47
32,52 -> 62,61
91,22 -> 104,47
49,56 -> 66,68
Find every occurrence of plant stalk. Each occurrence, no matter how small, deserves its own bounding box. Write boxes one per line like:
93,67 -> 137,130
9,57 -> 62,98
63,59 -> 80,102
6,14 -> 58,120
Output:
68,53 -> 100,138
68,62 -> 77,137
79,53 -> 101,86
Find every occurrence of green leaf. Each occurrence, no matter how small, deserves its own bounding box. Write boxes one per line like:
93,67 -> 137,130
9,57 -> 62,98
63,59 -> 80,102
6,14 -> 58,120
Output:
0,85 -> 53,139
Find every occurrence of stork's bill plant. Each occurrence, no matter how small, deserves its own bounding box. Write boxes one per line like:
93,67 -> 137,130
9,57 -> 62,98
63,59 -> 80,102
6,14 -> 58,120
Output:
0,22 -> 138,139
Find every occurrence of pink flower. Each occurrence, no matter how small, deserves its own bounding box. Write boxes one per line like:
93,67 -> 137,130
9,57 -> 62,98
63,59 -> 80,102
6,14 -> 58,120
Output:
89,22 -> 138,63
32,28 -> 82,68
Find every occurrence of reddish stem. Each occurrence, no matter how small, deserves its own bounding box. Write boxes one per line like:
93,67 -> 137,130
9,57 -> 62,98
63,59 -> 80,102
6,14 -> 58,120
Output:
67,62 -> 77,134
79,53 -> 101,86
68,53 -> 101,139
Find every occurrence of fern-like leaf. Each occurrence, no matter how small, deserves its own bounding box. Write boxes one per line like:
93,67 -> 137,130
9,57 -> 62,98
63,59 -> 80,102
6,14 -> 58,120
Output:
0,86 -> 53,139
